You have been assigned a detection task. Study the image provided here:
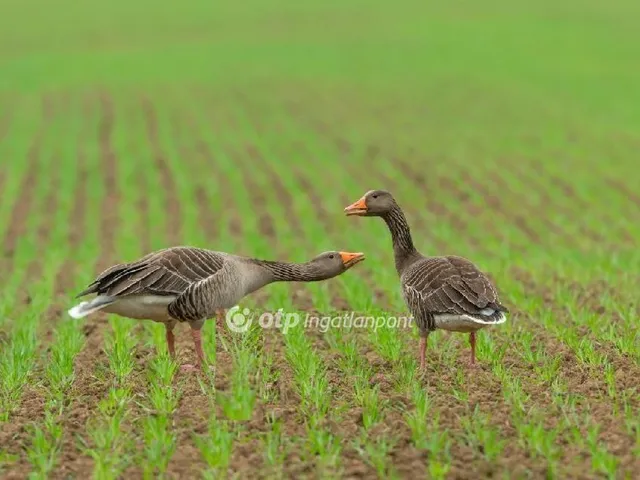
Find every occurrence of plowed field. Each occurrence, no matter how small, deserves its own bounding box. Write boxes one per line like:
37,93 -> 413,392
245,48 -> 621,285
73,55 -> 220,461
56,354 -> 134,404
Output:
1,2 -> 639,479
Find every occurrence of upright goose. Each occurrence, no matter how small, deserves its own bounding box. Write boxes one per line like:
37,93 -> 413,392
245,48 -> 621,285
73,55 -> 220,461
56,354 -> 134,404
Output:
69,247 -> 365,371
344,190 -> 508,370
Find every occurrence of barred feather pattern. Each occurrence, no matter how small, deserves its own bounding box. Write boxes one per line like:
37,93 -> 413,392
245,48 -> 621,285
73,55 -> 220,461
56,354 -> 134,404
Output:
167,259 -> 327,322
250,260 -> 326,282
382,205 -> 417,273
381,204 -> 508,334
401,256 -> 508,333
75,246 -> 342,324
76,247 -> 228,298
167,261 -> 238,322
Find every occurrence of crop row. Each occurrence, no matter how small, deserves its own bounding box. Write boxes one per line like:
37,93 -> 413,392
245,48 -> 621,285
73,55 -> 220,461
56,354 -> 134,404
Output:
0,92 -> 638,478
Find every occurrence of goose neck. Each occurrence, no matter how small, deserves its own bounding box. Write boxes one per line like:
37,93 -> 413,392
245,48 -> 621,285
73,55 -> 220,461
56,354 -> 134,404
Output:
252,260 -> 316,282
382,205 -> 417,271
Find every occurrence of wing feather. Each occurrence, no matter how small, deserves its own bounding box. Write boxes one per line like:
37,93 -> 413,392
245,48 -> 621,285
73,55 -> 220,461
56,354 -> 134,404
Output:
400,255 -> 508,319
74,247 -> 228,298
167,261 -> 235,322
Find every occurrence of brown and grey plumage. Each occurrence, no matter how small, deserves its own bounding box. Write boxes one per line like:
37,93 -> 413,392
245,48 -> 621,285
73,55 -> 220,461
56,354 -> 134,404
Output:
69,246 -> 365,371
344,190 -> 508,370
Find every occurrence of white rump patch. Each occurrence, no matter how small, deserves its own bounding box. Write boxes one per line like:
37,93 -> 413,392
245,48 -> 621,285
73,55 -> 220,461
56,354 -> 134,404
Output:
68,294 -> 177,322
434,312 -> 506,333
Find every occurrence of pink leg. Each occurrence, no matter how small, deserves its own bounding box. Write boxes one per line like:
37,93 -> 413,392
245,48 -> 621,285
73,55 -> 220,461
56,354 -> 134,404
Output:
193,328 -> 204,367
470,332 -> 476,365
419,336 -> 427,371
165,327 -> 176,358
181,327 -> 213,372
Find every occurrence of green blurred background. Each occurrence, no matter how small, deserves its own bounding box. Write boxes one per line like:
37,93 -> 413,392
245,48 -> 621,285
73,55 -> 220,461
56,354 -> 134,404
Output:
1,5 -> 639,476
2,0 -> 639,130
2,0 -> 639,268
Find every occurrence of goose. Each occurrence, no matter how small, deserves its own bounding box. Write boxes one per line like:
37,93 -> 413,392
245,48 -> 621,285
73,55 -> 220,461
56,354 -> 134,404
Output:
344,190 -> 508,370
68,247 -> 365,371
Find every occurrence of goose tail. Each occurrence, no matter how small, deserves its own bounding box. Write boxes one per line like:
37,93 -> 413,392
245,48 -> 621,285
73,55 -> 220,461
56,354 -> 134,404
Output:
68,296 -> 115,319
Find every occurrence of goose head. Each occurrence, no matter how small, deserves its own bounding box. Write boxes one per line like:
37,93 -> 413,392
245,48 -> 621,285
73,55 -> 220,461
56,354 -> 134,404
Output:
307,251 -> 365,279
344,189 -> 396,217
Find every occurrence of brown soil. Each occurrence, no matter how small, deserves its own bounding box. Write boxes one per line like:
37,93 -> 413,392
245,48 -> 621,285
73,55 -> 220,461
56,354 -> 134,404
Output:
508,159 -> 633,248
141,97 -> 182,245
194,139 -> 242,238
55,96 -> 94,304
457,170 -> 541,246
509,166 -> 581,240
96,92 -> 119,271
24,154 -> 60,282
552,277 -> 640,402
520,162 -> 611,245
53,314 -> 111,478
229,144 -> 278,306
237,145 -> 276,239
1,123 -> 43,264
308,326 -> 429,478
1,94 -> 114,478
0,99 -> 13,144
289,166 -> 362,310
260,156 -> 305,239
58,100 -> 220,479
291,165 -> 332,230
0,169 -> 5,215
253,328 -> 308,477
51,91 -> 125,478
171,114 -> 218,244
258,149 -> 315,310
284,140 -> 394,310
237,143 -> 318,309
191,144 -> 222,241
61,101 -> 90,275
0,101 -> 13,205
0,101 -> 71,460
516,269 -> 640,385
606,178 -> 640,208
2,94 -> 638,480
420,354 -> 544,479
389,157 -> 474,253
134,145 -> 152,253
511,268 -> 640,474
296,116 -> 491,256
347,143 -> 531,254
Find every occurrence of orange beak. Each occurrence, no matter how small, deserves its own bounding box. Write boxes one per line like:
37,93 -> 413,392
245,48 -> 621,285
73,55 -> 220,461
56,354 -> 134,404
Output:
339,251 -> 365,267
344,196 -> 368,216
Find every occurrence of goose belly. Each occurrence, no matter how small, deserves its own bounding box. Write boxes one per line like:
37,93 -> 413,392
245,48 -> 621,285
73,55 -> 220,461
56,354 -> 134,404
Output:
434,314 -> 491,333
102,295 -> 177,322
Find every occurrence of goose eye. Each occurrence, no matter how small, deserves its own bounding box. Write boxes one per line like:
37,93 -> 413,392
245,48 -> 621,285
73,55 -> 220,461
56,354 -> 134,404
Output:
329,255 -> 334,259
372,194 -> 378,199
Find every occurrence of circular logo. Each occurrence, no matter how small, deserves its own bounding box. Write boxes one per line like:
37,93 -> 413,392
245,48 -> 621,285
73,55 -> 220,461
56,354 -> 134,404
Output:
225,305 -> 253,333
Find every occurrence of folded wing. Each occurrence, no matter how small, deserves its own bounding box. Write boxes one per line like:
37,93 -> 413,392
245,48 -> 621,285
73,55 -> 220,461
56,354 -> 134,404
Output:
75,247 -> 227,298
401,255 -> 508,320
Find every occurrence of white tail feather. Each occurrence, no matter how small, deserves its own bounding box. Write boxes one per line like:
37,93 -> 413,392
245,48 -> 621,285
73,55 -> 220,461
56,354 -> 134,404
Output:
68,296 -> 115,319
492,312 -> 507,324
434,311 -> 507,332
465,311 -> 507,325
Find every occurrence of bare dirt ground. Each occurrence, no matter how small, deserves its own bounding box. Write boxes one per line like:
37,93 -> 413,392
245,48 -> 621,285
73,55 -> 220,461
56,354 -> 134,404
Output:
142,97 -> 182,245
1,92 -> 638,480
